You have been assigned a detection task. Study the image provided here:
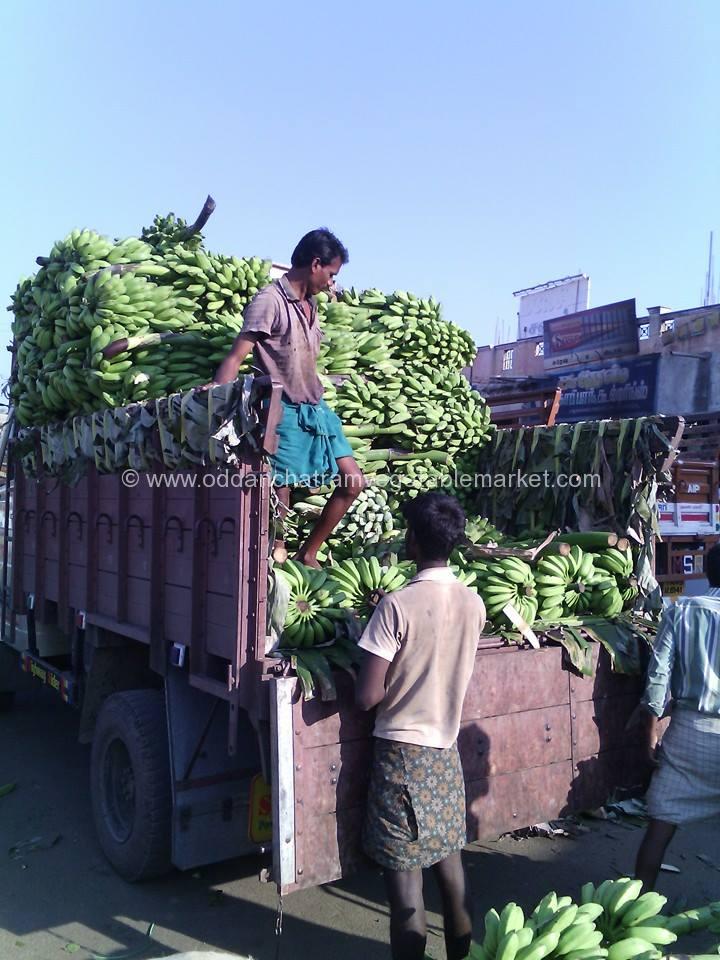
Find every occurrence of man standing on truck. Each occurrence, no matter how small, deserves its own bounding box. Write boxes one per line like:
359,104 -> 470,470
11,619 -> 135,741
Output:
632,542 -> 720,889
355,492 -> 485,960
208,228 -> 365,567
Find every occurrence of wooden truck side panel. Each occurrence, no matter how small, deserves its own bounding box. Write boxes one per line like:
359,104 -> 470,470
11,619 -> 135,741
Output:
272,645 -> 651,894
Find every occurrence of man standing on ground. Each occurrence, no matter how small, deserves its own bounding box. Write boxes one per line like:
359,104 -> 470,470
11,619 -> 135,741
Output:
209,228 -> 365,567
633,542 -> 720,889
355,492 -> 485,960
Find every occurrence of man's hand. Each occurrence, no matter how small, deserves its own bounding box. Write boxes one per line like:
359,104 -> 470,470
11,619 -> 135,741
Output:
194,382 -> 218,393
625,702 -> 651,731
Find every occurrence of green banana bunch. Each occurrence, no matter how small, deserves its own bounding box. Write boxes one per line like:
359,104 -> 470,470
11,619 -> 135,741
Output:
274,560 -> 347,648
534,547 -> 612,621
592,548 -> 638,610
465,516 -> 505,547
291,635 -> 363,702
326,556 -> 409,622
580,877 -> 675,953
468,884 -> 720,960
475,557 -> 538,628
9,212 -> 275,424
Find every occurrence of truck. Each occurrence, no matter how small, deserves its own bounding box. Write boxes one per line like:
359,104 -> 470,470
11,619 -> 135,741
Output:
0,380 -> 666,895
654,413 -> 720,598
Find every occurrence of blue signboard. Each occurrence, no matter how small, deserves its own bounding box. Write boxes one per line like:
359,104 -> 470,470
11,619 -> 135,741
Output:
553,355 -> 659,423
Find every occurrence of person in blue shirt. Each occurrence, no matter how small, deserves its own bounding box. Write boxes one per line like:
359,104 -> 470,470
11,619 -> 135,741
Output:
633,543 -> 720,889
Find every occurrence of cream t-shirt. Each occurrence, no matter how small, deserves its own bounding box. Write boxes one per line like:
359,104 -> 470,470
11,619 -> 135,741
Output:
357,567 -> 485,748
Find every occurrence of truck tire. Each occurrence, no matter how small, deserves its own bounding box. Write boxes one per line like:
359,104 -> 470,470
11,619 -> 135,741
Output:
90,690 -> 172,881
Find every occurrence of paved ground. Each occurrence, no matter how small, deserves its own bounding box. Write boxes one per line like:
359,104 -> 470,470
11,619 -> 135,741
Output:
1,676 -> 719,960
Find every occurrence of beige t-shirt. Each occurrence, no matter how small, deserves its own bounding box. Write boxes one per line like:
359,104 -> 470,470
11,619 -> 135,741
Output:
240,275 -> 325,404
358,567 -> 485,748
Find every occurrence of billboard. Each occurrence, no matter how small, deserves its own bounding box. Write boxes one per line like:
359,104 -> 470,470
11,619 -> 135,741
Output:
553,355 -> 658,423
515,275 -> 590,340
543,298 -> 638,371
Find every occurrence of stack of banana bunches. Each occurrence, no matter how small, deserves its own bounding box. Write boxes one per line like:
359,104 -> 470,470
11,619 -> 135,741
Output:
465,876 -> 720,960
9,214 -> 646,701
275,532 -> 640,699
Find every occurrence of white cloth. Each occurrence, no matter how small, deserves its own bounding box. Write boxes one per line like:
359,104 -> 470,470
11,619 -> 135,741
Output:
646,707 -> 720,825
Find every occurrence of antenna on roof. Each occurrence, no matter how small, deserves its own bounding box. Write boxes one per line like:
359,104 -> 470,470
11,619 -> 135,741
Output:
704,231 -> 715,306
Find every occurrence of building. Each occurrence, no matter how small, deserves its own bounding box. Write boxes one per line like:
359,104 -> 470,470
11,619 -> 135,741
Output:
468,301 -> 720,422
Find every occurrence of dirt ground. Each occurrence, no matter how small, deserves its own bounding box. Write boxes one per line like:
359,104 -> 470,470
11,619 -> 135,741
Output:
1,676 -> 719,960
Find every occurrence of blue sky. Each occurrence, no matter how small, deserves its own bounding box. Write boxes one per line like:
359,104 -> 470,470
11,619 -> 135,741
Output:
2,0 -> 719,384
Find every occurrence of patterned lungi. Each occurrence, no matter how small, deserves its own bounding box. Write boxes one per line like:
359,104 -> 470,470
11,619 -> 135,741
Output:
646,708 -> 720,825
362,737 -> 467,871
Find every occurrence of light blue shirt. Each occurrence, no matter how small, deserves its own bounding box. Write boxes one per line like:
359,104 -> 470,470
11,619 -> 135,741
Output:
643,586 -> 720,717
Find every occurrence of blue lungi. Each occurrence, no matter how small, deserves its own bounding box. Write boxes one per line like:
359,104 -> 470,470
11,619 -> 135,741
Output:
270,396 -> 353,487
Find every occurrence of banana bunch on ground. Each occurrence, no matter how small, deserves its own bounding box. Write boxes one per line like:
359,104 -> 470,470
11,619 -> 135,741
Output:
469,883 -> 720,960
475,557 -> 538,628
471,896 -> 606,960
581,878 -> 678,959
326,556 -> 410,623
274,560 -> 346,647
592,548 -> 639,610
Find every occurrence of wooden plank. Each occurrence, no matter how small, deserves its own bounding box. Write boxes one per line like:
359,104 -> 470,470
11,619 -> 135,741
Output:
462,647 -> 569,719
572,694 -> 642,759
466,760 -> 575,841
458,703 -> 571,779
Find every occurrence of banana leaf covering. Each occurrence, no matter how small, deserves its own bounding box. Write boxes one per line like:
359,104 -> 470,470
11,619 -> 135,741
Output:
13,377 -> 263,483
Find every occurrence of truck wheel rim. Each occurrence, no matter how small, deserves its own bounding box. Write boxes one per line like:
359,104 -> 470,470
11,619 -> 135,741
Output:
103,738 -> 135,843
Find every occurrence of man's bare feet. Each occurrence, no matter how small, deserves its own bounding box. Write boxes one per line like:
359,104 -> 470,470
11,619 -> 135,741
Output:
294,552 -> 321,569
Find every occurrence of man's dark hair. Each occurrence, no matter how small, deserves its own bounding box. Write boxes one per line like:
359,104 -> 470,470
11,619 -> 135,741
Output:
401,492 -> 466,561
706,543 -> 720,586
291,228 -> 349,268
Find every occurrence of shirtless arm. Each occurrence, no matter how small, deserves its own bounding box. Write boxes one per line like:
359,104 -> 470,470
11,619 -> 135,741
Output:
211,334 -> 258,385
356,652 -> 390,711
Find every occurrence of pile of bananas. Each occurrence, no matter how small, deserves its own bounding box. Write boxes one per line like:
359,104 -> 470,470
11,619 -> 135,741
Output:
325,556 -> 410,622
328,286 -> 477,372
475,557 -> 538,628
465,516 -> 505,547
9,218 -> 271,425
533,546 -> 630,621
274,560 -> 346,647
592,547 -> 639,609
581,878 -> 678,957
469,878 -> 720,960
330,486 -> 396,555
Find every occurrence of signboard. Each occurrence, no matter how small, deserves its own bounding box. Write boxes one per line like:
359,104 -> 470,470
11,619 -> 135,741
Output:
554,355 -> 658,423
516,275 -> 590,340
543,298 -> 637,370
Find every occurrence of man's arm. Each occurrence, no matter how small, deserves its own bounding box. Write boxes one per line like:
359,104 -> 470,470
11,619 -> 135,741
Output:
642,607 -> 677,718
355,594 -> 401,711
356,651 -> 391,711
212,334 -> 257,385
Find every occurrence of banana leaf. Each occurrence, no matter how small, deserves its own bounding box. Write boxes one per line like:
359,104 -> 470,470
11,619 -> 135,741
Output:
294,649 -> 337,701
579,617 -> 644,675
543,625 -> 593,676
